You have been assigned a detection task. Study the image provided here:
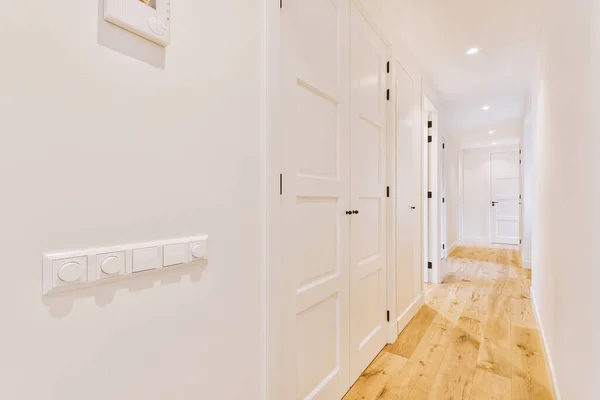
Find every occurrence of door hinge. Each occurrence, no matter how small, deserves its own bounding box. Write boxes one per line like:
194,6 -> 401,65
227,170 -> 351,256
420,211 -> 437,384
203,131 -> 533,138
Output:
387,61 -> 390,73
443,244 -> 445,250
280,0 -> 282,8
279,174 -> 283,195
386,186 -> 390,198
386,89 -> 390,101
520,239 -> 522,244
520,159 -> 522,164
442,143 -> 445,149
442,197 -> 445,203
428,262 -> 432,270
386,310 -> 390,322
428,136 -> 432,143
428,121 -> 433,129
428,191 -> 432,199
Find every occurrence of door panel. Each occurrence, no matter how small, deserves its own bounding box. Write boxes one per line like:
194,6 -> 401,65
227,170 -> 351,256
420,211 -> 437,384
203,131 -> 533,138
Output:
490,151 -> 520,244
349,4 -> 387,383
394,61 -> 418,327
281,0 -> 350,398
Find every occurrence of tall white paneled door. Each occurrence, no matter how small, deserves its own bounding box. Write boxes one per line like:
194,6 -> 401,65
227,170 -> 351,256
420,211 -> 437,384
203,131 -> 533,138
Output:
349,4 -> 388,384
490,151 -> 521,244
280,1 -> 388,399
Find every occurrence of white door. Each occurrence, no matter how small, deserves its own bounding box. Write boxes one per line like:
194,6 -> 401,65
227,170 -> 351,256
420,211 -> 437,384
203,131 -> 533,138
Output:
490,151 -> 521,244
281,0 -> 351,399
349,4 -> 388,383
394,61 -> 418,331
440,138 -> 447,258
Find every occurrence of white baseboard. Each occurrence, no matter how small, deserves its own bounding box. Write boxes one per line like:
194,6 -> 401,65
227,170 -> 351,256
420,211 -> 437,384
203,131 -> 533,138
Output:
396,294 -> 423,334
530,288 -> 561,400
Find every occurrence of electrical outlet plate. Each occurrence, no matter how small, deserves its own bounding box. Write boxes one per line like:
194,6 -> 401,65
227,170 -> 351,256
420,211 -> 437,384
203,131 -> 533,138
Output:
104,0 -> 171,47
42,235 -> 207,295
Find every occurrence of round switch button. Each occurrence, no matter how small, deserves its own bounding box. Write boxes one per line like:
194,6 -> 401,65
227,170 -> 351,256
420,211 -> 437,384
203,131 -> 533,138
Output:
58,262 -> 83,283
191,244 -> 206,259
101,256 -> 122,275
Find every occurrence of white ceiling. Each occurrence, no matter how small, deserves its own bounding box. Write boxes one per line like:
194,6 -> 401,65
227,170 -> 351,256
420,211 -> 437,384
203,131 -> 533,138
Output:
361,0 -> 544,147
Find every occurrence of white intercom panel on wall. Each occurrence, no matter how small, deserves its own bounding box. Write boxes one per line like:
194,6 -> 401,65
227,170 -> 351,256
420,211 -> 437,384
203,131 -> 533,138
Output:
104,0 -> 171,47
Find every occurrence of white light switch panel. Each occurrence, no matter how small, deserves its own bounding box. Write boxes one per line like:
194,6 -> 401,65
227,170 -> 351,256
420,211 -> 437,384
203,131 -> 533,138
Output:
43,235 -> 207,295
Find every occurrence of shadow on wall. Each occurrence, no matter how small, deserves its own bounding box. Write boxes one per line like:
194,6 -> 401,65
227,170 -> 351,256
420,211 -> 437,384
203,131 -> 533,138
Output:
43,260 -> 207,319
97,0 -> 166,69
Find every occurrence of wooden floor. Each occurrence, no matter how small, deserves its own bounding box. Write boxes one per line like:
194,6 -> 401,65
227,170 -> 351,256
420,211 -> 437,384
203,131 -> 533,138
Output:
343,246 -> 554,400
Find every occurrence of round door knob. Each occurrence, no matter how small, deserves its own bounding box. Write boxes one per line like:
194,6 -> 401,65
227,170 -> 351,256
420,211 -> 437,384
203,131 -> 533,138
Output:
57,262 -> 83,283
101,256 -> 122,275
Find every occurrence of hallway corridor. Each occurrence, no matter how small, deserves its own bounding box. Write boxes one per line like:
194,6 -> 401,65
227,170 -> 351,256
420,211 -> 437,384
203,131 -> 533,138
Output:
344,247 -> 553,399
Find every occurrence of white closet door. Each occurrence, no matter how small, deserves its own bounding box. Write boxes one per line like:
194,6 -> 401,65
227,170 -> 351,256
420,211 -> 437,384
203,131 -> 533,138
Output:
394,61 -> 417,331
490,151 -> 521,245
280,0 -> 351,399
349,3 -> 388,383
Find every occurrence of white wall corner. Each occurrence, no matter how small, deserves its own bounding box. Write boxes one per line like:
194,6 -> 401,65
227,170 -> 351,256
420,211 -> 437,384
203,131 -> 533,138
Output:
530,288 -> 561,400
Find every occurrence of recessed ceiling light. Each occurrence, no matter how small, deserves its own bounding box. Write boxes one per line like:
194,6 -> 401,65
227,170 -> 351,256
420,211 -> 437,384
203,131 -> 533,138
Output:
492,142 -> 497,146
489,130 -> 495,134
466,48 -> 479,55
481,105 -> 490,111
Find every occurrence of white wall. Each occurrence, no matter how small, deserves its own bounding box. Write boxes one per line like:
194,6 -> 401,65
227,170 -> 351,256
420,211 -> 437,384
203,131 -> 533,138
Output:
521,118 -> 533,267
0,1 -> 265,399
460,145 -> 518,243
530,1 -> 600,398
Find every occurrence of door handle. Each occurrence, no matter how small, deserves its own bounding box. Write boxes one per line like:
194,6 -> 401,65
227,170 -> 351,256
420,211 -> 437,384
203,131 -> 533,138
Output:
352,210 -> 359,214
410,206 -> 416,210
491,201 -> 498,206
345,211 -> 352,215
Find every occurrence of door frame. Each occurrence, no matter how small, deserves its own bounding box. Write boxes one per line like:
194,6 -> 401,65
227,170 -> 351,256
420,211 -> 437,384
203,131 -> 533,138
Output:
264,1 -> 394,398
422,96 -> 442,284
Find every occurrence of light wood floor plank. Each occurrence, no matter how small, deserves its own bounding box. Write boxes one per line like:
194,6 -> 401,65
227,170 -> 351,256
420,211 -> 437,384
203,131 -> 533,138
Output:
343,351 -> 408,400
344,246 -> 556,400
471,366 -> 511,399
384,305 -> 437,358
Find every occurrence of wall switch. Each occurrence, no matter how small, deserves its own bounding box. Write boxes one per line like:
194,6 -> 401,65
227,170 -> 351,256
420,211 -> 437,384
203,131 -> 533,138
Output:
132,247 -> 160,273
189,239 -> 207,260
97,251 -> 126,279
42,235 -> 207,295
163,243 -> 187,267
53,256 -> 88,289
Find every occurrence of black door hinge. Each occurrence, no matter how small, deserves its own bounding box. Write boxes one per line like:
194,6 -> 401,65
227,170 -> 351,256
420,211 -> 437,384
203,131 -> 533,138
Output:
442,143 -> 445,149
428,191 -> 432,199
279,174 -> 283,195
386,186 -> 390,198
386,310 -> 390,322
280,0 -> 282,8
386,89 -> 390,101
428,121 -> 433,129
387,61 -> 390,73
442,197 -> 445,203
443,244 -> 445,250
428,136 -> 432,143
520,159 -> 522,164
520,239 -> 522,244
428,262 -> 432,270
